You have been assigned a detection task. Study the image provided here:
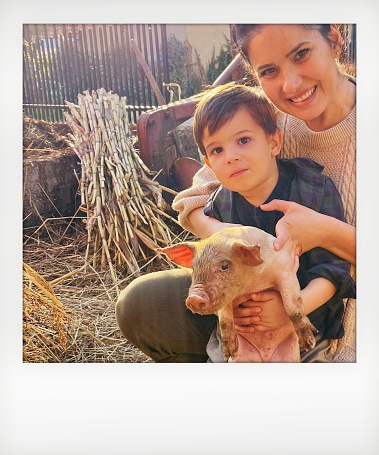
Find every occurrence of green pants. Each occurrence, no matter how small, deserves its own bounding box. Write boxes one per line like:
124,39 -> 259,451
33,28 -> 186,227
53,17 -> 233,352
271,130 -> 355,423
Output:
115,269 -> 333,363
116,268 -> 217,362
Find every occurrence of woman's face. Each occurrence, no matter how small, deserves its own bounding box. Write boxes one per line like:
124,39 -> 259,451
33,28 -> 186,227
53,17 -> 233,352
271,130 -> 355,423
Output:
247,25 -> 340,123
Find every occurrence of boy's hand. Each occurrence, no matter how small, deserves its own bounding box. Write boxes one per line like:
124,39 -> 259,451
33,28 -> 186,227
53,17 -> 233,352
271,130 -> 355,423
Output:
232,290 -> 290,333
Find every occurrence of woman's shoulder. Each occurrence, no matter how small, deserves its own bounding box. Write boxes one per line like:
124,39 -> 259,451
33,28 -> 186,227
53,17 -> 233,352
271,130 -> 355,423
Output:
280,107 -> 356,153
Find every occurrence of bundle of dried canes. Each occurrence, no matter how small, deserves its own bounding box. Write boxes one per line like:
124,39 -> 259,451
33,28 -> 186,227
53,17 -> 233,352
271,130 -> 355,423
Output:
64,88 -> 182,290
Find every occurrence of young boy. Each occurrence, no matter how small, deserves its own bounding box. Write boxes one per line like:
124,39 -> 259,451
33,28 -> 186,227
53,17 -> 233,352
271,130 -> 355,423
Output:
192,82 -> 356,362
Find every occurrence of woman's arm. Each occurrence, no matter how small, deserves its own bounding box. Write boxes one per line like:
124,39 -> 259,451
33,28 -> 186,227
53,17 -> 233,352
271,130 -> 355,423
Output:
172,164 -> 222,234
260,199 -> 356,265
172,163 -> 241,238
187,207 -> 241,238
317,216 -> 356,265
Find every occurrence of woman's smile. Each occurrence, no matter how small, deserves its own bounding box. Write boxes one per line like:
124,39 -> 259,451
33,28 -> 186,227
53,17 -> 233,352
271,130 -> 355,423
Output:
290,86 -> 317,104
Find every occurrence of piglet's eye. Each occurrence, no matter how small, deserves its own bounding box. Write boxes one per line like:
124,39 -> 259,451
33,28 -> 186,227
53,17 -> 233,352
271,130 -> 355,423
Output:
220,262 -> 229,271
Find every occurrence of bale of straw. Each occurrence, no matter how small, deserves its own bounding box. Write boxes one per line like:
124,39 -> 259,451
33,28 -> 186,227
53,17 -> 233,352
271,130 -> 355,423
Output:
23,262 -> 70,362
23,261 -> 103,363
64,88 -> 182,290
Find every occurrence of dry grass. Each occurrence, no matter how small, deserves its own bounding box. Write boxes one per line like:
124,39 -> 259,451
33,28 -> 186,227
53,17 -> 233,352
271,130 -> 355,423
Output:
23,116 -> 70,153
23,217 -> 193,363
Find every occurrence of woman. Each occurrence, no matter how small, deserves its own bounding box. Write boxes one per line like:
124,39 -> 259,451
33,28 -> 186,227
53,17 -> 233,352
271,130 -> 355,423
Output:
116,24 -> 356,363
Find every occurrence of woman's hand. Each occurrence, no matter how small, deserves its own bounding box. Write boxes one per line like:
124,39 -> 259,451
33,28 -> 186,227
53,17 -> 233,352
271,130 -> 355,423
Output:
260,200 -> 317,255
232,290 -> 290,333
260,199 -> 356,265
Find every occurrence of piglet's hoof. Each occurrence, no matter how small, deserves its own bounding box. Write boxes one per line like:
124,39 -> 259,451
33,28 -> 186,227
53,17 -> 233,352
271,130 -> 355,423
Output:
298,326 -> 317,351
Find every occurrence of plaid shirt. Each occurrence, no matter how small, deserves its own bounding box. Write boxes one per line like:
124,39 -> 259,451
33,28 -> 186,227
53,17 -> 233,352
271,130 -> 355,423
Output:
204,157 -> 356,340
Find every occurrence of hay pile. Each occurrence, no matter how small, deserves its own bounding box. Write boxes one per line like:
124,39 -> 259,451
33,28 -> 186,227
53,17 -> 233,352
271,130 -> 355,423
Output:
23,261 -> 70,362
23,116 -> 70,154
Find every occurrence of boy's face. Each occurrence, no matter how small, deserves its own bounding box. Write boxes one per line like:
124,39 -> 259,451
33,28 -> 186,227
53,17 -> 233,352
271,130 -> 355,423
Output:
203,106 -> 282,205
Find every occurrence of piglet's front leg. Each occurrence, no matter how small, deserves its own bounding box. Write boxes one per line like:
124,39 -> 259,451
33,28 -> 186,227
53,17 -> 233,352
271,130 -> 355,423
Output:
277,274 -> 317,351
217,304 -> 239,361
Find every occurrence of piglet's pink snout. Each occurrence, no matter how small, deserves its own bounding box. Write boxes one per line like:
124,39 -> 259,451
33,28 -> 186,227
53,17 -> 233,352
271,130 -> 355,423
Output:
186,290 -> 211,314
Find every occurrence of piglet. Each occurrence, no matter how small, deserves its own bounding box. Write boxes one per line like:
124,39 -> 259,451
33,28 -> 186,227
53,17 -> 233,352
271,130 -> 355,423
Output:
157,226 -> 317,363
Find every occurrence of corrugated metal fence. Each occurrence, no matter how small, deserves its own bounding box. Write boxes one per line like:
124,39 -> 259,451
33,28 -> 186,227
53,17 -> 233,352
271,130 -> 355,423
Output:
23,24 -> 170,123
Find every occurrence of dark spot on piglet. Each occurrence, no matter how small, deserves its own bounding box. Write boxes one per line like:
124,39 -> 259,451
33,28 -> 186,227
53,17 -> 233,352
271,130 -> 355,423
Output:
220,322 -> 229,331
290,312 -> 303,324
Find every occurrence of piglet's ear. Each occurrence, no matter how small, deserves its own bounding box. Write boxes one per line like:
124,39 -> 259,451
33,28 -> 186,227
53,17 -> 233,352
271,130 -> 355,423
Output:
156,243 -> 196,268
231,242 -> 264,267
